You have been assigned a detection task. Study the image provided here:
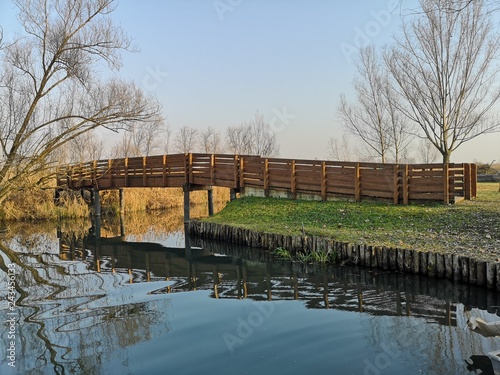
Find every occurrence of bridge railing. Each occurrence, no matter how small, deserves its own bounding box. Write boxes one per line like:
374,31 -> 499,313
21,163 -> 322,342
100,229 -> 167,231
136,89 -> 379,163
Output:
56,153 -> 477,204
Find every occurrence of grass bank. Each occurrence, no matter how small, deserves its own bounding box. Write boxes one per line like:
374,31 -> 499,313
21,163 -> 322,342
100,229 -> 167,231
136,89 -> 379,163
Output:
203,183 -> 500,261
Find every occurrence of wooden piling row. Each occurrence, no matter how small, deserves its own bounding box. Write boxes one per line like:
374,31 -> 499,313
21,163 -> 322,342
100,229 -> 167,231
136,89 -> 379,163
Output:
189,220 -> 500,291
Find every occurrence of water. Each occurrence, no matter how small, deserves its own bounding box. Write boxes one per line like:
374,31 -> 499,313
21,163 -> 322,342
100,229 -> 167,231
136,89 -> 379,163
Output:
1,213 -> 500,375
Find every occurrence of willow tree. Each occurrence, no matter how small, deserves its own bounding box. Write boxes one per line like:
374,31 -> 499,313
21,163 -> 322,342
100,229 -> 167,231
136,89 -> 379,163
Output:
385,0 -> 500,163
0,0 -> 161,204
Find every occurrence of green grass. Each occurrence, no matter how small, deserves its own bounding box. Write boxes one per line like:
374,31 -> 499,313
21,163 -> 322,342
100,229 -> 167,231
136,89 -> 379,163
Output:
204,183 -> 500,261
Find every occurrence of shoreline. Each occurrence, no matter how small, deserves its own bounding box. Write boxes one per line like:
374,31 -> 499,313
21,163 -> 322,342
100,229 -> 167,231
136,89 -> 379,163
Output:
189,220 -> 499,290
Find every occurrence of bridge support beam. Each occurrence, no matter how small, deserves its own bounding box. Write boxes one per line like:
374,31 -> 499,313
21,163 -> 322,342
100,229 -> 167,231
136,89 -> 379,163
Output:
230,188 -> 237,201
91,188 -> 101,239
93,188 -> 101,218
119,188 -> 125,215
207,188 -> 214,216
183,184 -> 190,226
53,188 -> 62,206
184,184 -> 215,225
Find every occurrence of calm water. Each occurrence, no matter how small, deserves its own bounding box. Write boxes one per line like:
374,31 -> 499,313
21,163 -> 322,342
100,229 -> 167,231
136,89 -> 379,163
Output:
1,212 -> 500,375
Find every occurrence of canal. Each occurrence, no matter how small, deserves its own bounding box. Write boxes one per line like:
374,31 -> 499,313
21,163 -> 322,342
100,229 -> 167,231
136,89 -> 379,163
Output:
1,209 -> 500,375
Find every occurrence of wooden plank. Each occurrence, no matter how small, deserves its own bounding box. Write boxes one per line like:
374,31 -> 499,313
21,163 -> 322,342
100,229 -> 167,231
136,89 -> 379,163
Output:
324,169 -> 357,177
268,177 -> 292,189
360,189 -> 395,199
214,171 -> 239,180
328,180 -> 355,189
295,181 -> 322,193
408,169 -> 445,178
358,175 -> 396,186
408,192 -> 444,200
294,174 -> 322,185
327,187 -> 356,196
409,184 -> 445,193
243,180 -> 265,188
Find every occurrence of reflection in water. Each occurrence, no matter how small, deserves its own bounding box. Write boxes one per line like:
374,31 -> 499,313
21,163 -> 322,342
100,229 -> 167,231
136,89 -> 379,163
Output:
1,215 -> 500,374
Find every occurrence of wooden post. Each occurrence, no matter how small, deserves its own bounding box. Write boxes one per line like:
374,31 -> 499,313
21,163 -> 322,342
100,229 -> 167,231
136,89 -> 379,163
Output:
145,252 -> 151,282
93,188 -> 101,217
53,188 -> 61,206
264,158 -> 269,197
207,188 -> 214,216
124,157 -> 129,187
321,161 -> 327,201
230,188 -> 237,201
290,160 -> 296,199
354,163 -> 361,202
393,165 -> 399,205
183,184 -> 190,226
142,156 -> 147,187
92,160 -> 97,186
119,188 -> 125,215
443,163 -> 450,204
449,163 -> 455,203
210,154 -> 215,185
464,163 -> 471,200
403,165 -> 409,205
471,163 -> 477,197
108,159 -> 113,188
120,213 -> 125,238
188,153 -> 193,184
239,156 -> 245,190
163,155 -> 167,186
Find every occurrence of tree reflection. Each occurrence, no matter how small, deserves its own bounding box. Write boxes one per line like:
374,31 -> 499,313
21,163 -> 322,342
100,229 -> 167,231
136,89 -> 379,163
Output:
0,233 -> 172,374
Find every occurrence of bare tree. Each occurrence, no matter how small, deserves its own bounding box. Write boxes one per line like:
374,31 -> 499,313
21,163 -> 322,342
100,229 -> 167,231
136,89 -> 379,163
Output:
162,124 -> 173,155
200,126 -> 224,154
226,123 -> 252,155
382,77 -> 414,163
385,0 -> 500,163
226,112 -> 280,157
67,131 -> 104,163
111,116 -> 167,158
327,135 -> 355,161
417,138 -> 440,163
338,46 -> 413,163
110,130 -> 139,158
174,125 -> 198,153
0,0 -> 160,204
130,115 -> 165,156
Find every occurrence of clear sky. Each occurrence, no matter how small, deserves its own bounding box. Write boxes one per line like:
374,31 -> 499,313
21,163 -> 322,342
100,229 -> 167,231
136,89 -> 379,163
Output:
1,0 -> 499,163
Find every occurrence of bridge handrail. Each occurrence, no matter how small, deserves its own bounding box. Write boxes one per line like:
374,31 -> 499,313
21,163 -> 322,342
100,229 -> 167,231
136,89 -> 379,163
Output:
56,153 -> 477,204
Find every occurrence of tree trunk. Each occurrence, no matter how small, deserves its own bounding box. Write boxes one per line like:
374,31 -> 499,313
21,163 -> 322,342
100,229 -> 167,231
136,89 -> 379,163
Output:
442,152 -> 451,164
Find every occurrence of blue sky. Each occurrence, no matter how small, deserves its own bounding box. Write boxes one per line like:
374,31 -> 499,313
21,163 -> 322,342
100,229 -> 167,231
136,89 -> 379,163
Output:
1,0 -> 499,163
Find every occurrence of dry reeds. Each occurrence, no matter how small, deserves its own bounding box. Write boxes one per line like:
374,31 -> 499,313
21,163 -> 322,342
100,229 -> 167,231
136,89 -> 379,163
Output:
100,187 -> 230,215
1,186 -> 230,222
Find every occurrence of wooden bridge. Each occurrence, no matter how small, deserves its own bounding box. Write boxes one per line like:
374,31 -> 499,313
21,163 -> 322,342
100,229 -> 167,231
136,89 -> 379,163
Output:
56,153 -> 477,205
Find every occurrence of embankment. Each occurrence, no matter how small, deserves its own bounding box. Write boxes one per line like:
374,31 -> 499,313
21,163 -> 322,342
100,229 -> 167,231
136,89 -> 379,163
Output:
189,220 -> 500,290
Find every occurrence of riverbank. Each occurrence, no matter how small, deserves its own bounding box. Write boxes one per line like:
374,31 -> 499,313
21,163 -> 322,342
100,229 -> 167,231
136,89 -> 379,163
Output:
190,182 -> 500,287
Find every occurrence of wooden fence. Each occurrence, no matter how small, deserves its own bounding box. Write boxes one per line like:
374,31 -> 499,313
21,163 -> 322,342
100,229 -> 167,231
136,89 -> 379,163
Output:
56,153 -> 477,204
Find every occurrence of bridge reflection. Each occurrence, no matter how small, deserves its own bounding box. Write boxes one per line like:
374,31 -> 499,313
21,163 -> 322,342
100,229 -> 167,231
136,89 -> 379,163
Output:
59,226 -> 500,329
